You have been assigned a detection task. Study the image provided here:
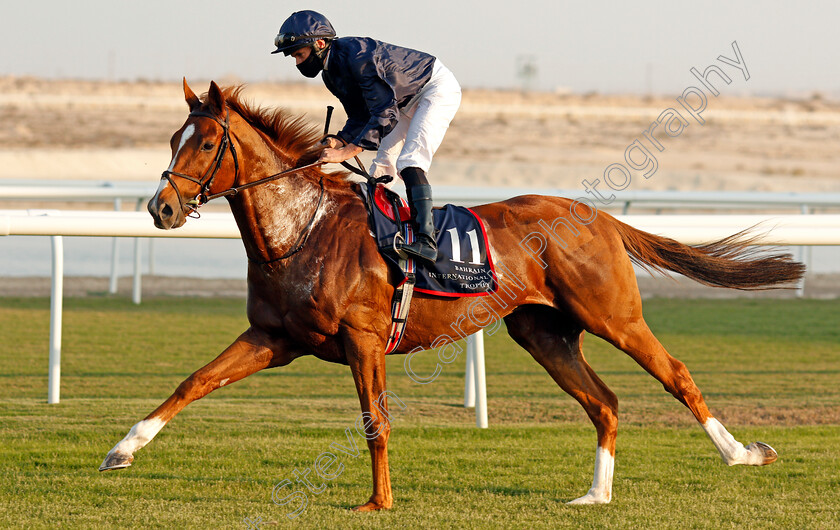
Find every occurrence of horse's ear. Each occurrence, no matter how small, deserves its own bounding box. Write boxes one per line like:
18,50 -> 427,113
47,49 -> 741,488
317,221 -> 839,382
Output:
183,78 -> 200,111
206,81 -> 226,117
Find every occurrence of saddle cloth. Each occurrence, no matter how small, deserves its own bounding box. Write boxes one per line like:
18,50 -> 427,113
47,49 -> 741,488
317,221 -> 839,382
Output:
360,182 -> 497,297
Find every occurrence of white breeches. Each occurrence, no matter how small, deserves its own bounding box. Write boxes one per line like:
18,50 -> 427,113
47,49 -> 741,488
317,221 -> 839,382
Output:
369,60 -> 461,180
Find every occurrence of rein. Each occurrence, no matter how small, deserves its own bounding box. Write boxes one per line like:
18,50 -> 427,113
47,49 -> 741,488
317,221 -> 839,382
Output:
202,161 -> 323,203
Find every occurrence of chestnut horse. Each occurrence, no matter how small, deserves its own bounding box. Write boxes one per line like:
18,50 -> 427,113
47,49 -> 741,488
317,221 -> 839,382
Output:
100,80 -> 804,510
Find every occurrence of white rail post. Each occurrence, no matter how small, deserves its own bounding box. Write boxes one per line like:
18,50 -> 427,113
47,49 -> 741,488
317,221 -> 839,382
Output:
48,222 -> 64,404
108,198 -> 122,294
136,197 -> 155,276
132,199 -> 144,304
472,331 -> 488,428
132,238 -> 142,304
464,335 -> 476,408
797,204 -> 810,298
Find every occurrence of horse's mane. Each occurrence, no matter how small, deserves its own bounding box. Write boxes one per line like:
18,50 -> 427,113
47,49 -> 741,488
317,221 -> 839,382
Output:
206,86 -> 349,182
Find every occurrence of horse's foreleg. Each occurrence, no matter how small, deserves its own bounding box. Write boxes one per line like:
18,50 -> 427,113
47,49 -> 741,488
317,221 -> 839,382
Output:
344,333 -> 393,511
99,327 -> 296,471
505,307 -> 619,504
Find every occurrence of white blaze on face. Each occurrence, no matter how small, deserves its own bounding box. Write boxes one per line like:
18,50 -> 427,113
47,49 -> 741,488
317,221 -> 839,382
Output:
168,124 -> 196,172
108,417 -> 166,456
155,123 -> 197,198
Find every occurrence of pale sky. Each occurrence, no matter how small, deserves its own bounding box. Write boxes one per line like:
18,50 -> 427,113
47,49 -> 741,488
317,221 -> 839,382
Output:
3,1 -> 838,96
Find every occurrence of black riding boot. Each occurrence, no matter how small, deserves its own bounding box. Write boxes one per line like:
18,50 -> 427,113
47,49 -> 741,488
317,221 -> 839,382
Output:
399,169 -> 438,264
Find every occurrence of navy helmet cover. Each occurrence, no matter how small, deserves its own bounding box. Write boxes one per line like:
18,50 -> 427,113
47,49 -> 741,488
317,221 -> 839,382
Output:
272,10 -> 336,55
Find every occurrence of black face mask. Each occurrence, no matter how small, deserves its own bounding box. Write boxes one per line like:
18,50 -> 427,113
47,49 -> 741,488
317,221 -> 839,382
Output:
296,52 -> 324,78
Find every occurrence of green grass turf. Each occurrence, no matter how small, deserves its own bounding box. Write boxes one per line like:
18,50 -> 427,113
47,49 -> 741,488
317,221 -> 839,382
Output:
0,297 -> 838,528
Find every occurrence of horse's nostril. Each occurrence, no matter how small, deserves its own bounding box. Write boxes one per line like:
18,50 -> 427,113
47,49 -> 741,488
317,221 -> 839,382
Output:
160,203 -> 173,219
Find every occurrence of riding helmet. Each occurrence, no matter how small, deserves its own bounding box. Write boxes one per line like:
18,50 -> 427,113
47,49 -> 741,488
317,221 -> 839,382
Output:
272,10 -> 336,55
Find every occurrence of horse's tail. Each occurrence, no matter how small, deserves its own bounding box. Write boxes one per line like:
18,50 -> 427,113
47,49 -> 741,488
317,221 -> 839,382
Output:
612,219 -> 805,289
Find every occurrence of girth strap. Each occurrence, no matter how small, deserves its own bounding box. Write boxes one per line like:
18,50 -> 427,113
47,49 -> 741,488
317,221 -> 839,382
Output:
384,221 -> 416,355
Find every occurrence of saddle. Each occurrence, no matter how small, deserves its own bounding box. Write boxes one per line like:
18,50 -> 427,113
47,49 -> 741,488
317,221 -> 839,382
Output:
358,177 -> 497,353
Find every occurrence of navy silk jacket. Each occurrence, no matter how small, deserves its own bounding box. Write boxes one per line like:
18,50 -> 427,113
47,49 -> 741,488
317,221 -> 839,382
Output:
321,37 -> 435,150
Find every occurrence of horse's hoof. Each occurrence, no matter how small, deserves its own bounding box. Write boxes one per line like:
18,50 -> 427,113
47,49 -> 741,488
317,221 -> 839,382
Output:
746,441 -> 778,465
567,491 -> 611,505
99,451 -> 133,471
351,500 -> 392,512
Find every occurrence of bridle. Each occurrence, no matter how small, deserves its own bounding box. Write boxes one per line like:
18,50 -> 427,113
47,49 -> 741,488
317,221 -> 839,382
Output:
159,108 -> 326,261
161,109 -> 240,216
160,108 -> 333,214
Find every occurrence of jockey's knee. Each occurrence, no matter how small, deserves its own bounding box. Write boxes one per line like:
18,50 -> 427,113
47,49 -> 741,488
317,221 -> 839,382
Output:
400,166 -> 428,187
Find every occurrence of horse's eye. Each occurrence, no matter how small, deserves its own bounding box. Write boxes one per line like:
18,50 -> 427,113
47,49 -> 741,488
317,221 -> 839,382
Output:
202,142 -> 215,151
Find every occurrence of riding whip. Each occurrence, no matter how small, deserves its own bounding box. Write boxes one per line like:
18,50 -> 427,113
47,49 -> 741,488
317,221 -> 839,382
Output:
324,105 -> 334,135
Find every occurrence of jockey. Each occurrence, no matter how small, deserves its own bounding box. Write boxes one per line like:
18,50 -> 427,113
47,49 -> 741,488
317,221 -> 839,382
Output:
272,10 -> 461,264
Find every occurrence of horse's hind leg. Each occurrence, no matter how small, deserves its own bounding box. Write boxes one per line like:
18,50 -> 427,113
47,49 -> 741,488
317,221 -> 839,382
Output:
588,310 -> 777,467
505,305 -> 619,504
99,327 -> 297,471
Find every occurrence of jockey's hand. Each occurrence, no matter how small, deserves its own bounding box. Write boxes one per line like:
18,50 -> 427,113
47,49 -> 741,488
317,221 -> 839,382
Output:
319,136 -> 342,149
318,143 -> 363,164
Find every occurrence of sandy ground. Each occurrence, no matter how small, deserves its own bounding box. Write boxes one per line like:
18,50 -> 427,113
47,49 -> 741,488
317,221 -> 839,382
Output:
2,76 -> 840,193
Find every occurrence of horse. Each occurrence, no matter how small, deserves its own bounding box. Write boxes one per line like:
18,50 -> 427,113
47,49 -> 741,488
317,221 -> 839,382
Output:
100,79 -> 804,511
